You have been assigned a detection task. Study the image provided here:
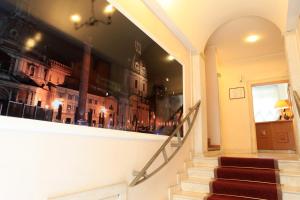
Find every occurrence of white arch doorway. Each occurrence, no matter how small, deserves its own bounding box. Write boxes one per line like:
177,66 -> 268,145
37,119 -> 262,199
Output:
203,16 -> 297,154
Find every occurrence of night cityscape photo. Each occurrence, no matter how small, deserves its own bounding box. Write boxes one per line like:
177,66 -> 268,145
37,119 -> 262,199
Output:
0,0 -> 183,135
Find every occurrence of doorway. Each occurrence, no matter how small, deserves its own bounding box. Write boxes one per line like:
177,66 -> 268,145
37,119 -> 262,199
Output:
251,82 -> 296,151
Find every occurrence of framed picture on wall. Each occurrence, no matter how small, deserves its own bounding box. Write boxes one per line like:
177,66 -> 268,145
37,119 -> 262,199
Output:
229,87 -> 245,100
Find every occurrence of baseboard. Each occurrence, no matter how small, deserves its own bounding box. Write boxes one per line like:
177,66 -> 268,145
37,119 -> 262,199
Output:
222,149 -> 254,155
258,150 -> 297,154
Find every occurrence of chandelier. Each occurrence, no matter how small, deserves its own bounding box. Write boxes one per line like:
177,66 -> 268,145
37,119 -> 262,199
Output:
70,0 -> 115,30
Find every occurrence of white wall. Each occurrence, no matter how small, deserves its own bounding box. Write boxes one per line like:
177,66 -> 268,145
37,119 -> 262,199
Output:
218,53 -> 289,153
0,116 -> 193,200
284,19 -> 300,153
205,46 -> 221,146
191,54 -> 208,153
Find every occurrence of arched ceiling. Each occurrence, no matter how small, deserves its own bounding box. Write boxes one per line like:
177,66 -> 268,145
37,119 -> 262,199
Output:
206,17 -> 284,64
150,0 -> 290,52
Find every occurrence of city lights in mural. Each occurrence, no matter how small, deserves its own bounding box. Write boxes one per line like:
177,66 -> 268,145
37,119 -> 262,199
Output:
0,0 -> 183,135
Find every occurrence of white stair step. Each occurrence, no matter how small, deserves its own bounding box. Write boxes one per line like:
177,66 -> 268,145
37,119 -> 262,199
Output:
185,156 -> 300,200
179,178 -> 300,200
279,160 -> 300,171
192,157 -> 218,167
189,162 -> 216,169
282,185 -> 300,200
180,177 -> 211,193
187,166 -> 215,179
189,165 -> 300,187
172,191 -> 207,200
280,170 -> 300,187
173,187 -> 300,200
187,166 -> 300,188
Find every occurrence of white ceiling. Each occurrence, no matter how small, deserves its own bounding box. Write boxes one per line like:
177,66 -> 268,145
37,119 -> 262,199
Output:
286,0 -> 300,31
206,17 -> 284,64
152,0 -> 290,52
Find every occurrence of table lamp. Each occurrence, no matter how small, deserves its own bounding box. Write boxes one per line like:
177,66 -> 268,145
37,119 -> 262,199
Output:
275,99 -> 290,120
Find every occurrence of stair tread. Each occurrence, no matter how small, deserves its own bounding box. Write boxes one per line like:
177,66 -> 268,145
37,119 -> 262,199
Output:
216,167 -> 278,183
189,165 -> 300,176
192,163 -> 217,168
280,170 -> 300,176
182,177 -> 212,184
207,194 -> 265,200
278,159 -> 300,163
282,185 -> 300,194
183,169 -> 300,193
219,157 -> 278,169
173,190 -> 208,198
193,159 -> 218,162
193,156 -> 300,163
193,156 -> 218,160
188,166 -> 300,177
211,178 -> 279,200
189,166 -> 215,171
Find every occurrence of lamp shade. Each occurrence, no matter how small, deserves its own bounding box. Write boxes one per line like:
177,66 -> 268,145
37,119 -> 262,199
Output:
275,99 -> 289,109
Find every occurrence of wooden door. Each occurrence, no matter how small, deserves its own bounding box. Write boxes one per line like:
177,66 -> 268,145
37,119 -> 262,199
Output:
256,122 -> 273,150
271,121 -> 296,150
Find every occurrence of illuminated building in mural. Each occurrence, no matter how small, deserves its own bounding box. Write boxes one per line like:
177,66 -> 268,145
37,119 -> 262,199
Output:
0,0 -> 183,134
0,12 -> 150,131
0,43 -> 151,130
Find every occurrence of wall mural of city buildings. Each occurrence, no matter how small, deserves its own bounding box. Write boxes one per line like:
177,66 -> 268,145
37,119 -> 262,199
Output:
0,0 -> 183,135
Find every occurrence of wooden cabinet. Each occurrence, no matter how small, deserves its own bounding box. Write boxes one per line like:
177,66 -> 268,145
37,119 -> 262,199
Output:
255,120 -> 296,150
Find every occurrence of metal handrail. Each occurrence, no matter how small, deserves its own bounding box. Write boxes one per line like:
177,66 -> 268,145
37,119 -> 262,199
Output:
293,90 -> 300,117
129,100 -> 201,187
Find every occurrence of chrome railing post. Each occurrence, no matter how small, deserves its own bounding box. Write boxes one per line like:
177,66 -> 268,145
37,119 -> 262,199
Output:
6,101 -> 11,116
21,103 -> 25,118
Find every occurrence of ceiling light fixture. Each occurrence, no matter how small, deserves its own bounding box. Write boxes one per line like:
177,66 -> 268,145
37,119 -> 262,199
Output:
166,55 -> 175,61
104,4 -> 115,14
70,14 -> 82,24
70,0 -> 115,30
245,35 -> 260,43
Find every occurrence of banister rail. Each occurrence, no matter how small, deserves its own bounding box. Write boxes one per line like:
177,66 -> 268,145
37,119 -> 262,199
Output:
293,90 -> 300,117
129,100 -> 201,187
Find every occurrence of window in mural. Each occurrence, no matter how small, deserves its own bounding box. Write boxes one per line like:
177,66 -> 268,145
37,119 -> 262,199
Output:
0,0 -> 183,135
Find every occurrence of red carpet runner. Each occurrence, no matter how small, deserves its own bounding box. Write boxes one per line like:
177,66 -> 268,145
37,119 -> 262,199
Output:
206,157 -> 282,200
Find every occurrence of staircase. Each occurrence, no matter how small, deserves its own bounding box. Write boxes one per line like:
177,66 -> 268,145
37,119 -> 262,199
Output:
170,154 -> 300,200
